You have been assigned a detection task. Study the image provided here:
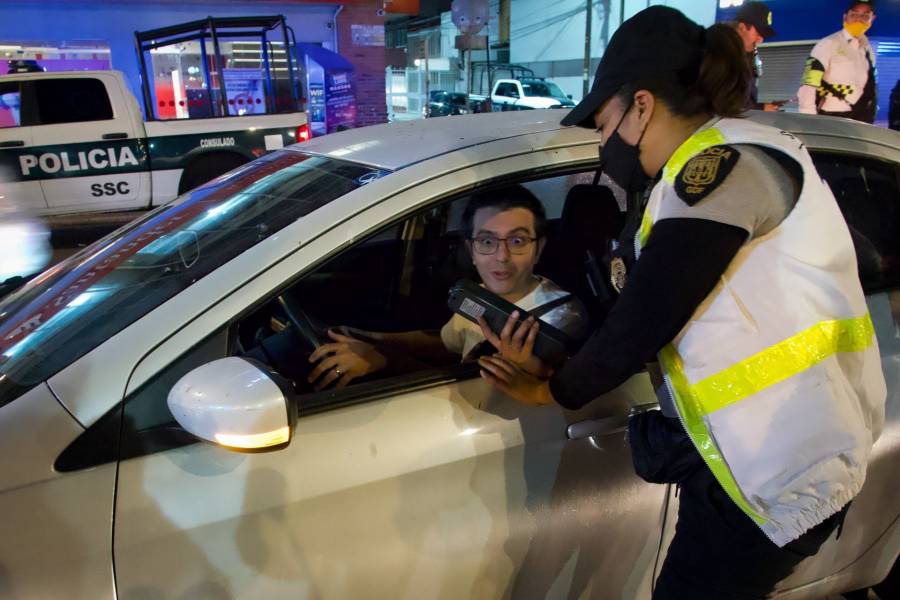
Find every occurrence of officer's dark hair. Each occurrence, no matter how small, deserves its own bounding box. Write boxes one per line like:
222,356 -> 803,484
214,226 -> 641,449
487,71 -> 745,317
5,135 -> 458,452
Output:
616,23 -> 750,118
463,185 -> 547,239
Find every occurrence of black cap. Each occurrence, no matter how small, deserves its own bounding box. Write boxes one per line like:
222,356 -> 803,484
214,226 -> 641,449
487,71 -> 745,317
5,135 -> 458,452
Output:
561,6 -> 704,128
735,2 -> 776,38
847,0 -> 875,11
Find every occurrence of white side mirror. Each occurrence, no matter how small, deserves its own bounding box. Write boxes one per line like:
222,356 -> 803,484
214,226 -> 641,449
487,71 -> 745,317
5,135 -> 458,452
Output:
168,357 -> 296,451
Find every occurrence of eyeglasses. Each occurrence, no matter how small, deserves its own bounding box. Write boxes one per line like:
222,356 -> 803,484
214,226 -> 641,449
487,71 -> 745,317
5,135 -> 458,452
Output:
846,10 -> 873,23
471,235 -> 538,255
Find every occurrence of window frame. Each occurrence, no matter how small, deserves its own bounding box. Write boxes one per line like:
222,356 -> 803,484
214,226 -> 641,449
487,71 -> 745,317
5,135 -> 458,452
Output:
810,149 -> 900,294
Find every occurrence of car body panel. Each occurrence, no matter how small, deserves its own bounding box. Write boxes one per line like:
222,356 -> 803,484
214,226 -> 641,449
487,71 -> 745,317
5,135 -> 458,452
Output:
0,383 -> 115,598
113,378 -> 665,599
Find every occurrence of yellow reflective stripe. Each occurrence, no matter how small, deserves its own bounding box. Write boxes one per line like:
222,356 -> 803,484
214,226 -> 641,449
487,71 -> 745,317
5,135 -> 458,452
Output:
660,313 -> 876,526
638,127 -> 729,248
685,314 -> 875,416
637,206 -> 653,248
660,345 -> 768,525
662,128 -> 727,184
802,69 -> 824,87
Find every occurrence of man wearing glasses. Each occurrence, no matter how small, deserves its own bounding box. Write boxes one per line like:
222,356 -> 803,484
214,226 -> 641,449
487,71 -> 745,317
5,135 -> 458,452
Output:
798,0 -> 877,123
306,186 -> 589,390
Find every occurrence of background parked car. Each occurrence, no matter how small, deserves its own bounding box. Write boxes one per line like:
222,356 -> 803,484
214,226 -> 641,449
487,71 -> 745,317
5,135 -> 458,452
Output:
491,77 -> 576,111
423,90 -> 471,117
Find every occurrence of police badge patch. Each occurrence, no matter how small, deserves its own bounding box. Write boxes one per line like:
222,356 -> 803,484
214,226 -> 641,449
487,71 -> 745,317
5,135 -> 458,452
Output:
674,145 -> 741,206
610,256 -> 627,293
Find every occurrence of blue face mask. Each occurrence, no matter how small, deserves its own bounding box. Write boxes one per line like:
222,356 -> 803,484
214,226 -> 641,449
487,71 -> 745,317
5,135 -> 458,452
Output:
599,104 -> 651,194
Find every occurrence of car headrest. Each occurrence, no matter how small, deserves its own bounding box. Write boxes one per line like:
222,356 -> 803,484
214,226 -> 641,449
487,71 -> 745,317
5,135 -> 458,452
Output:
560,184 -> 625,247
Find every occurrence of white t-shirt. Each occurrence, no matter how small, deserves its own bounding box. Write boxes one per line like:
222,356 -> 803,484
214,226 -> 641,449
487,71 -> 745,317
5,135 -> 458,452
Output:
440,276 -> 580,358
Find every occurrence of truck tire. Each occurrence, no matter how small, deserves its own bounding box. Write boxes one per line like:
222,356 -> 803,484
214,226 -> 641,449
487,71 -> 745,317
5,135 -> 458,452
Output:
178,153 -> 248,194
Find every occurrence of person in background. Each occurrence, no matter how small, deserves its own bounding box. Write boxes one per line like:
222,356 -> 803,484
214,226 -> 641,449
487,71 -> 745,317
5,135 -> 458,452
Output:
798,0 -> 877,123
728,1 -> 782,111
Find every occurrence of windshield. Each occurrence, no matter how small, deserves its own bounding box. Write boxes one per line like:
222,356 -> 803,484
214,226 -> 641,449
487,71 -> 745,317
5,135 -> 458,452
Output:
522,81 -> 566,99
0,151 -> 382,406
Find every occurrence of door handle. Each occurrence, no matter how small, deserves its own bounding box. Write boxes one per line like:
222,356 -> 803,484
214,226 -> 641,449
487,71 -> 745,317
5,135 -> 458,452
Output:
102,132 -> 129,140
567,413 -> 630,440
0,140 -> 25,148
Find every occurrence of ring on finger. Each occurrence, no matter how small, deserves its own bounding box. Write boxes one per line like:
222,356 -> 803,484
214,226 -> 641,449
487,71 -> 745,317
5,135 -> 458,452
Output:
334,366 -> 343,376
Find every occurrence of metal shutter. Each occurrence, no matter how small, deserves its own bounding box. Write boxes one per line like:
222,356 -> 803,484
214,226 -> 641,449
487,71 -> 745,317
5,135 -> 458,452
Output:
757,42 -> 815,110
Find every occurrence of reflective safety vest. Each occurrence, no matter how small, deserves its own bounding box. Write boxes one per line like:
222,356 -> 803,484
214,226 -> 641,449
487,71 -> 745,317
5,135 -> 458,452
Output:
637,118 -> 886,547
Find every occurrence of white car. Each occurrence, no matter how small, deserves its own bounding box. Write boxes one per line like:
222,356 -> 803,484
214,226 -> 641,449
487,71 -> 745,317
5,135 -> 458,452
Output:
0,110 -> 897,599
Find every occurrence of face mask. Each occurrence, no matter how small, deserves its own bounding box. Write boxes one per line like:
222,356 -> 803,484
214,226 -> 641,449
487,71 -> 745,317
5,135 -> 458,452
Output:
599,105 -> 650,194
844,21 -> 870,38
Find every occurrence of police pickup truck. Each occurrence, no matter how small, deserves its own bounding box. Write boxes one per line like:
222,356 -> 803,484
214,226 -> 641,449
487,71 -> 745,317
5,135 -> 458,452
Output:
0,70 -> 309,216
490,78 -> 575,111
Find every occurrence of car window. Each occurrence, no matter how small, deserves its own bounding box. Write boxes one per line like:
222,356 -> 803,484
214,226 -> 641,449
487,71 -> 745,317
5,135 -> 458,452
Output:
33,78 -> 114,125
522,81 -> 565,98
811,152 -> 900,293
0,82 -> 21,128
0,152 -> 382,408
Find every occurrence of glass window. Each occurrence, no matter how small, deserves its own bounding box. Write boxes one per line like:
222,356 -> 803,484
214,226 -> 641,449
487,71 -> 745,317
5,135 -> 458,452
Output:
812,152 -> 900,293
522,81 -> 566,99
33,78 -> 113,125
0,82 -> 21,128
0,152 -> 383,407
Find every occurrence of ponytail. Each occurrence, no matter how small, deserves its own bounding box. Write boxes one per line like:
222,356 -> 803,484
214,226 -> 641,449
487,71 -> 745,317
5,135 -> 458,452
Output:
697,24 -> 752,117
615,23 -> 751,119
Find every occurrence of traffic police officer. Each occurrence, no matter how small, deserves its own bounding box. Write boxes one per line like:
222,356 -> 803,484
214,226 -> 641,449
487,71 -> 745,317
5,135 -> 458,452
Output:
798,0 -> 878,123
477,6 -> 886,598
728,1 -> 779,111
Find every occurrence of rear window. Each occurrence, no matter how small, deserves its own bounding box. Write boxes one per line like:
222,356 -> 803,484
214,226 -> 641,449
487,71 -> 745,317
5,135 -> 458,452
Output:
34,78 -> 113,125
0,151 -> 384,406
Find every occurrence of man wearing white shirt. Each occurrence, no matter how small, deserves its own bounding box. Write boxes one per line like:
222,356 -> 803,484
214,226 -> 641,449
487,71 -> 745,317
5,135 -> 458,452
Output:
798,0 -> 877,123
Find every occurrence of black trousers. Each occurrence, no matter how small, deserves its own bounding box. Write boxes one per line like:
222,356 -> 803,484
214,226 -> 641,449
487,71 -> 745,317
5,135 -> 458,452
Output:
653,467 -> 848,600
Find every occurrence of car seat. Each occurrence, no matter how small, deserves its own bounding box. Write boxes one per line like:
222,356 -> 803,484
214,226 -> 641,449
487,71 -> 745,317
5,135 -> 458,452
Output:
539,184 -> 625,325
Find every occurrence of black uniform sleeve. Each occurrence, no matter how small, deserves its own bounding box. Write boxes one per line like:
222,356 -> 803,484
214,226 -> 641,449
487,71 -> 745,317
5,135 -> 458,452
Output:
549,217 -> 747,410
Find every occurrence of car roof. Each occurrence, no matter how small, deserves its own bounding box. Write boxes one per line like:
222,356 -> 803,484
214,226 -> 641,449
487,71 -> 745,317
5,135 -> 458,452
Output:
291,109 -> 900,172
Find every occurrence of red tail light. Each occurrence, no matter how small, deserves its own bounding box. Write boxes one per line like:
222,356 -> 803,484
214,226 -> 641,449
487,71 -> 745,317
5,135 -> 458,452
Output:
296,124 -> 311,142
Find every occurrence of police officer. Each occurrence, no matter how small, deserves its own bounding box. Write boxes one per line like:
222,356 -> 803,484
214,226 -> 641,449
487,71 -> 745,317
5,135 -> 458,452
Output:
728,1 -> 779,111
477,6 -> 885,599
798,0 -> 878,123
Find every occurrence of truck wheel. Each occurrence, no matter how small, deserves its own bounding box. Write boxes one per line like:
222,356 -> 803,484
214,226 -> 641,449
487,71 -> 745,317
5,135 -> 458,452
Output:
178,153 -> 248,194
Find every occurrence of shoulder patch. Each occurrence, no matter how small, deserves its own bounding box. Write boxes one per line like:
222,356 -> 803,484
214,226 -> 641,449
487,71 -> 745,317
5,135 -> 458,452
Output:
674,145 -> 741,206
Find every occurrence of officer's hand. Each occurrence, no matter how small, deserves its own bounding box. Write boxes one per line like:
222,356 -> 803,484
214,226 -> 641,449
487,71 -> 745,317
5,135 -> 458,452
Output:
477,312 -> 553,378
308,330 -> 387,390
478,356 -> 555,406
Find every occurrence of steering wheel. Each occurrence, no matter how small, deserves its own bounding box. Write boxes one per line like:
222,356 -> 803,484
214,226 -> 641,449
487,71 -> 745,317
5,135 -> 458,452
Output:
276,294 -> 327,351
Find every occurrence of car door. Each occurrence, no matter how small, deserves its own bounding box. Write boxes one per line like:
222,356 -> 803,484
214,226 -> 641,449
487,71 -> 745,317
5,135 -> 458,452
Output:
29,74 -> 149,214
109,152 -> 667,599
772,150 -> 900,596
0,79 -> 46,212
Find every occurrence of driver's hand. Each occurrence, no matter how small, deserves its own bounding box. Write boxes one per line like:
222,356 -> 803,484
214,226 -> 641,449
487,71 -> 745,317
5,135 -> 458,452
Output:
477,312 -> 553,378
308,330 -> 387,390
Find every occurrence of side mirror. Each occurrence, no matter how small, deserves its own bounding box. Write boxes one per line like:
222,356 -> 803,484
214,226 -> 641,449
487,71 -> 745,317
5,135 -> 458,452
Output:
567,94 -> 573,100
168,357 -> 297,452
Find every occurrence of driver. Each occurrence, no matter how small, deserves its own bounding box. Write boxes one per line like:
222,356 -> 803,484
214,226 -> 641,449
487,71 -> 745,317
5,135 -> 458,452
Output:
306,186 -> 590,390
